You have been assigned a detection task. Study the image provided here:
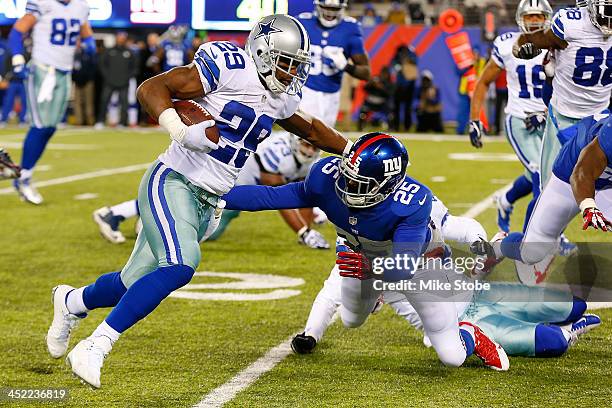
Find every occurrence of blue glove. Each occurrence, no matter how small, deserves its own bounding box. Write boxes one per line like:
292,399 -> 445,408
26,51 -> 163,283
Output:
524,112 -> 547,133
469,120 -> 484,148
82,36 -> 97,56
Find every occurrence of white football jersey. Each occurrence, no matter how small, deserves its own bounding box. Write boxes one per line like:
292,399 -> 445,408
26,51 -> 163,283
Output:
159,41 -> 301,196
27,0 -> 90,71
550,7 -> 612,118
236,132 -> 314,186
492,31 -> 546,119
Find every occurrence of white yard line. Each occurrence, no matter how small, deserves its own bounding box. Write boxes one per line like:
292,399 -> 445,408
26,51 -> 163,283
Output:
192,185 -> 512,407
0,163 -> 150,195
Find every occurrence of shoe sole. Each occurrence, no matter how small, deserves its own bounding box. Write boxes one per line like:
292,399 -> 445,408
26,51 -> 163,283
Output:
92,211 -> 125,244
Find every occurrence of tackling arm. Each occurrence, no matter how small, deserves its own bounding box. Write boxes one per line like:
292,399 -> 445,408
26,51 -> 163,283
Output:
222,181 -> 316,212
258,170 -> 309,233
277,111 -> 350,156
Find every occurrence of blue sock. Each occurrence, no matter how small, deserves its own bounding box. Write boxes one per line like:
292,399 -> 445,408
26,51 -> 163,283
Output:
21,126 -> 56,170
500,232 -> 525,261
105,264 -> 194,333
82,272 -> 127,310
554,297 -> 587,325
460,328 -> 475,357
534,324 -> 568,357
135,200 -> 140,216
505,174 -> 532,204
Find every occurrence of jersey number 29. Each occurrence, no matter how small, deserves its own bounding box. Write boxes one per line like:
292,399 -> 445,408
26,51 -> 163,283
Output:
50,18 -> 80,46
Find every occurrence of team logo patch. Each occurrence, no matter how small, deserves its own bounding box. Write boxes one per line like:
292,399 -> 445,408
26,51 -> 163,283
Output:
254,18 -> 282,45
383,157 -> 402,176
349,216 -> 357,225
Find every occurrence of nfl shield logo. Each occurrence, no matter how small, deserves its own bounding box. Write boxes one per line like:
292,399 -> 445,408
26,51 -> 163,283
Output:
349,217 -> 357,225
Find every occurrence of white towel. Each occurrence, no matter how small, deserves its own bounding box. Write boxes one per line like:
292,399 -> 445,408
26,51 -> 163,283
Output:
37,65 -> 56,103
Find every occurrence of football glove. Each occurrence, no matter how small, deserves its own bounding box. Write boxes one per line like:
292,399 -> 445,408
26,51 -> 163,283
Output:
469,120 -> 484,148
336,251 -> 373,280
11,54 -> 26,80
298,228 -> 330,249
323,48 -> 348,71
581,204 -> 612,231
182,120 -> 218,153
0,148 -> 20,179
524,111 -> 547,134
516,43 -> 542,59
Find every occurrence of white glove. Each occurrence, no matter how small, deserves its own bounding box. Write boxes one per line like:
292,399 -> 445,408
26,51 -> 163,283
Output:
298,227 -> 330,249
323,48 -> 348,71
543,50 -> 556,78
158,108 -> 218,153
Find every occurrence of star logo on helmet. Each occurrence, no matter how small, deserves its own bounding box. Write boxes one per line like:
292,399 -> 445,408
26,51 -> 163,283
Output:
255,18 -> 283,45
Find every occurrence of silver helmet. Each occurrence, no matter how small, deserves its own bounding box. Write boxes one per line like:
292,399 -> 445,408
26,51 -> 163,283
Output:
314,0 -> 348,28
577,0 -> 588,6
588,0 -> 612,35
516,0 -> 553,33
245,14 -> 311,95
290,135 -> 320,165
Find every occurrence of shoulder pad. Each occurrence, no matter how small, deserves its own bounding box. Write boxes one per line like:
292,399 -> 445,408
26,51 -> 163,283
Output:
390,178 -> 433,222
342,16 -> 358,24
305,156 -> 340,195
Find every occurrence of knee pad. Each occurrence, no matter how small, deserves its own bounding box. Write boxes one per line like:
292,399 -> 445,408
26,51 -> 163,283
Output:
339,306 -> 368,329
535,324 -> 568,357
436,346 -> 466,368
520,242 -> 554,265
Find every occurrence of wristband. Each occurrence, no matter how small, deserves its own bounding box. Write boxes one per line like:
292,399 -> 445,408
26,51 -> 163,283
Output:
345,64 -> 356,75
342,139 -> 353,156
158,108 -> 187,144
579,198 -> 597,213
297,226 -> 308,237
12,54 -> 25,66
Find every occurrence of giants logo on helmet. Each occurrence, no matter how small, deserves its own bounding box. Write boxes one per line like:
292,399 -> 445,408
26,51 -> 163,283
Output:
383,157 -> 402,176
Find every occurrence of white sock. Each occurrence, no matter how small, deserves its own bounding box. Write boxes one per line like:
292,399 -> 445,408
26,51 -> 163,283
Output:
110,200 -> 138,219
500,193 -> 512,210
92,320 -> 121,345
19,168 -> 33,181
66,287 -> 89,315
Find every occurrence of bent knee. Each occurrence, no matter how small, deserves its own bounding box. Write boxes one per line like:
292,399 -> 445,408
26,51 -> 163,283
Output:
535,324 -> 568,357
340,307 -> 368,329
437,348 -> 466,368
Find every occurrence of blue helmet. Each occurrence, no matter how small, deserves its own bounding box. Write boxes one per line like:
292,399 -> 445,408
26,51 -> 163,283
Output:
335,133 -> 409,208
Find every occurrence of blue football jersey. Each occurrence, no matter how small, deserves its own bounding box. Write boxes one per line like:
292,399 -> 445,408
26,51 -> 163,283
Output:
298,13 -> 366,93
222,156 -> 433,274
552,114 -> 612,190
161,40 -> 186,71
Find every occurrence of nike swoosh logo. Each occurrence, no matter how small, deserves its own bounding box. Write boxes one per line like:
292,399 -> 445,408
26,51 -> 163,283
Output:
418,195 -> 427,206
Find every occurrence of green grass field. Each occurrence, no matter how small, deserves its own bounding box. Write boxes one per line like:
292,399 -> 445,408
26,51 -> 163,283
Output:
1,126 -> 611,407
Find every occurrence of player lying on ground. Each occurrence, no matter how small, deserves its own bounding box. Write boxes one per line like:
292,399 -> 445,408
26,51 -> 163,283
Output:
0,148 -> 20,179
45,14 -> 350,388
9,0 -> 96,204
470,0 -> 551,233
92,133 -> 330,249
513,0 -> 612,189
473,113 -> 612,285
222,132 -> 510,370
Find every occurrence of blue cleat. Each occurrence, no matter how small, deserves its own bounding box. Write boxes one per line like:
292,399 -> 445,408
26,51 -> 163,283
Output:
495,195 -> 512,233
558,234 -> 578,257
568,314 -> 601,346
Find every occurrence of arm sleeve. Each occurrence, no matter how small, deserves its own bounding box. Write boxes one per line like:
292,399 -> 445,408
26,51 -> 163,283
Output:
551,10 -> 566,41
222,182 -> 316,211
385,218 -> 431,281
193,43 -> 222,93
441,215 -> 487,244
25,0 -> 41,18
597,124 -> 612,161
491,38 -> 504,68
348,24 -> 366,57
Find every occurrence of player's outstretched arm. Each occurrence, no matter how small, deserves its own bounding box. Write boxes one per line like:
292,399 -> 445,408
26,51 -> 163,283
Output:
570,138 -> 612,231
469,60 -> 502,148
513,30 -> 566,58
222,182 -> 315,212
277,111 -> 351,156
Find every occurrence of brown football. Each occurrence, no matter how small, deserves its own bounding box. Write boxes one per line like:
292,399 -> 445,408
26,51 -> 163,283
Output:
172,100 -> 220,144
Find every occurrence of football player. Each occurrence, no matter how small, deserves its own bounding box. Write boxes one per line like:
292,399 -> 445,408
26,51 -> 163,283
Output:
0,148 -> 20,179
150,25 -> 188,73
514,0 -> 612,190
470,0 -> 552,233
93,133 -> 329,249
475,113 -> 612,284
222,133 -> 510,371
8,0 -> 95,204
45,15 -> 349,388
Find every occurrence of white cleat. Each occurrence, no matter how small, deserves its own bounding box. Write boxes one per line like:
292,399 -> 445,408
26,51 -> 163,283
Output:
93,207 -> 126,244
46,285 -> 85,358
66,336 -> 112,389
515,252 -> 555,285
14,178 -> 43,205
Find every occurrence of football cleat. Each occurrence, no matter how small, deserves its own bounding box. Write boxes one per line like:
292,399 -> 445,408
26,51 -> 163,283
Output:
558,234 -> 578,257
460,322 -> 509,371
66,336 -> 112,389
515,252 -> 555,285
291,332 -> 317,354
46,285 -> 86,358
93,207 -> 126,244
13,178 -> 43,205
470,231 -> 507,279
495,194 -> 513,233
568,314 -> 601,346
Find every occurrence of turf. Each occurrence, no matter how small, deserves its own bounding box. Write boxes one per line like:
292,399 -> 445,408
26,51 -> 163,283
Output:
0,127 -> 610,407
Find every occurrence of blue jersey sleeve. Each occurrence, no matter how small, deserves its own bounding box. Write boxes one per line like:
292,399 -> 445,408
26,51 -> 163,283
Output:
557,121 -> 581,145
347,22 -> 366,57
597,119 -> 612,161
222,181 -> 315,211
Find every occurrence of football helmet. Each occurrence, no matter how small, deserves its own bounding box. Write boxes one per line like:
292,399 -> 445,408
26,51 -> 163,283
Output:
577,0 -> 588,6
314,0 -> 348,28
290,135 -> 320,165
516,0 -> 553,33
588,0 -> 612,35
335,133 -> 409,208
245,14 -> 311,95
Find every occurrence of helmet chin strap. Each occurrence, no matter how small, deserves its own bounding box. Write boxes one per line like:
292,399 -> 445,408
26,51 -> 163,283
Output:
263,72 -> 287,94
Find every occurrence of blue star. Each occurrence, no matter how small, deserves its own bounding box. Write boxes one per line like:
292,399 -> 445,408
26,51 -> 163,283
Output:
254,18 -> 282,44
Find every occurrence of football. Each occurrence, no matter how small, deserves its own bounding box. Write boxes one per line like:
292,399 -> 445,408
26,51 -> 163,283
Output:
172,99 -> 220,144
